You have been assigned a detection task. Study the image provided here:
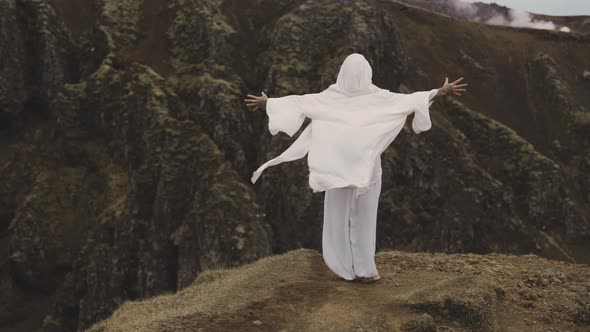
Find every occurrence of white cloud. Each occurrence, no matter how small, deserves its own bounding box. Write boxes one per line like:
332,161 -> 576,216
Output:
462,0 -> 590,16
446,0 -> 572,32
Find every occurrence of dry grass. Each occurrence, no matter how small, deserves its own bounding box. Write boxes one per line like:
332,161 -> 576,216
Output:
87,249 -> 590,332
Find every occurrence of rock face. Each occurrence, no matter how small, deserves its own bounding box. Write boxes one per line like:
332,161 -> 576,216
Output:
85,248 -> 590,332
0,0 -> 589,331
2,1 -> 271,331
43,55 -> 272,330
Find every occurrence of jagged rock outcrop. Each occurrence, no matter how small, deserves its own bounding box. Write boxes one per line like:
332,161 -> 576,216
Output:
41,55 -> 272,330
166,0 -> 256,181
376,95 -> 581,258
0,0 -> 76,119
527,53 -> 590,211
0,0 -> 589,331
2,1 -> 271,331
0,0 -> 26,118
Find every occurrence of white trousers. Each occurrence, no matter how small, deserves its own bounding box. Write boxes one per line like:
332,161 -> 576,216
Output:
321,177 -> 382,280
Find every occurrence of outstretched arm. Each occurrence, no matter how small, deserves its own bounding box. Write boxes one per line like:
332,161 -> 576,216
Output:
430,77 -> 468,101
245,91 -> 312,137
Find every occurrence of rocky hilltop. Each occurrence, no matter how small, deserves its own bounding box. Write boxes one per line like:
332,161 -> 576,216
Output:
0,0 -> 589,331
87,249 -> 590,331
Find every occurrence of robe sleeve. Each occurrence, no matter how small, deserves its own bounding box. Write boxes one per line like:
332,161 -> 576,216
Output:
251,124 -> 312,184
406,88 -> 439,134
266,94 -> 313,137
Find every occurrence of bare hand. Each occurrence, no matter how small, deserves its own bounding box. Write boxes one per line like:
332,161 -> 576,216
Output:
438,77 -> 468,96
244,91 -> 268,111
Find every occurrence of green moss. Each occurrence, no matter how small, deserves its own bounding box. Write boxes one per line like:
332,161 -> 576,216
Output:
89,55 -> 116,82
446,98 -> 557,171
573,110 -> 590,126
99,0 -> 141,48
167,0 -> 234,64
458,50 -> 494,74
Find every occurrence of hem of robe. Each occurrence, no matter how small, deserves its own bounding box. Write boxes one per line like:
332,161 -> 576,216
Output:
309,171 -> 382,198
250,123 -> 312,185
411,88 -> 439,134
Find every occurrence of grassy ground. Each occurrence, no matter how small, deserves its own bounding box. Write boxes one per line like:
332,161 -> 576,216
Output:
87,248 -> 590,331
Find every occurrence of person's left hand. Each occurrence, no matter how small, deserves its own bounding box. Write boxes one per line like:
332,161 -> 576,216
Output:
438,77 -> 468,96
244,91 -> 268,111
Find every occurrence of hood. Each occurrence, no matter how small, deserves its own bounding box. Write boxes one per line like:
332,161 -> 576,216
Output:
328,53 -> 374,96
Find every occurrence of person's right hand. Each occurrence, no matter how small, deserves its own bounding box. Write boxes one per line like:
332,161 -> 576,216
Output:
244,91 -> 268,111
439,77 -> 468,96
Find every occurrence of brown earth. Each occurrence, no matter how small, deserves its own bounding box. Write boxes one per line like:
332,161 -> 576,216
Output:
87,249 -> 590,332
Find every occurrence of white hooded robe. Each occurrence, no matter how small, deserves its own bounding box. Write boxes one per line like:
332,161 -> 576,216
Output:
251,53 -> 438,280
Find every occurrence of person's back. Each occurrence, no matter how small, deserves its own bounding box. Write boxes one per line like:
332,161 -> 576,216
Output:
244,53 -> 467,282
250,53 -> 446,193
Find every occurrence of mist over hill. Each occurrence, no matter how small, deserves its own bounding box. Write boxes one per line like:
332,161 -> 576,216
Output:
400,0 -> 590,33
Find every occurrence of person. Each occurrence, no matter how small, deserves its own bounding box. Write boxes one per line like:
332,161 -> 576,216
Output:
245,53 -> 467,283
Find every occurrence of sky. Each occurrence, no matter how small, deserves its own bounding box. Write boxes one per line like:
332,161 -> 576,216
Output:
463,0 -> 590,16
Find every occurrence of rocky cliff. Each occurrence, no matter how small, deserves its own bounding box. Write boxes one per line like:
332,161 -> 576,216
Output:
0,0 -> 589,331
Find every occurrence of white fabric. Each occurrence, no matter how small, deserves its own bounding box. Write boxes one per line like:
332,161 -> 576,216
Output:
251,53 -> 438,194
322,176 -> 382,280
330,53 -> 373,96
